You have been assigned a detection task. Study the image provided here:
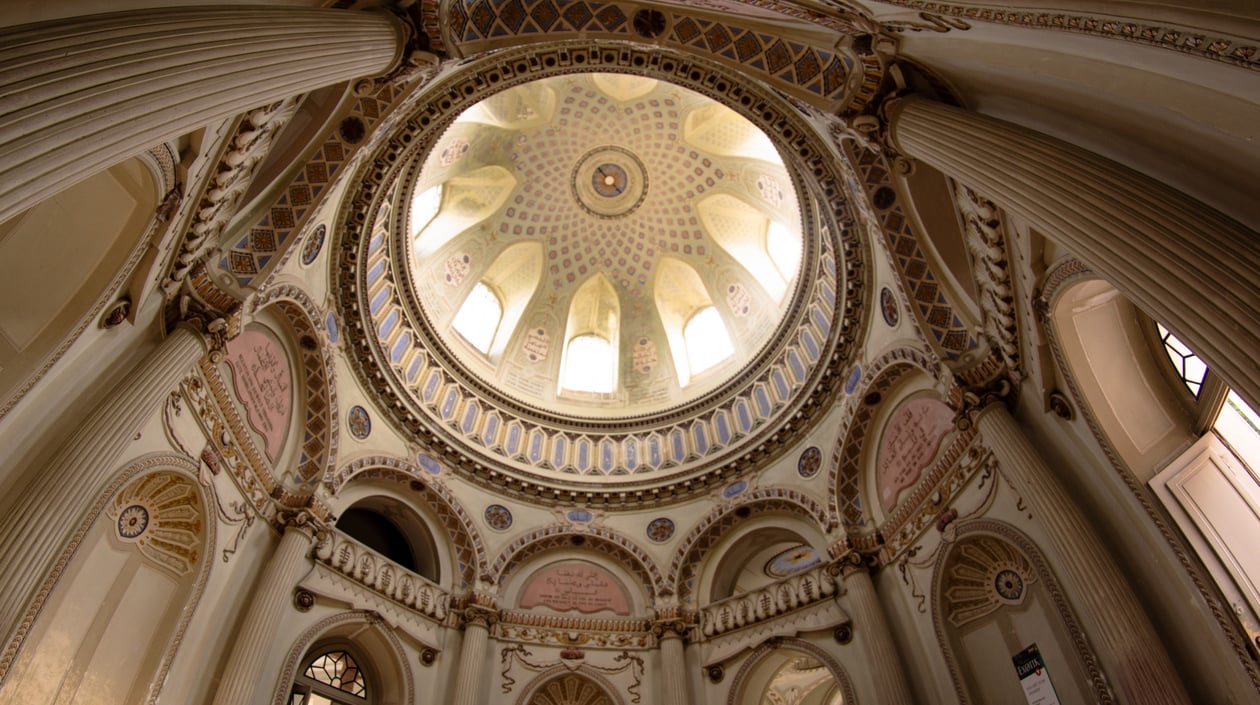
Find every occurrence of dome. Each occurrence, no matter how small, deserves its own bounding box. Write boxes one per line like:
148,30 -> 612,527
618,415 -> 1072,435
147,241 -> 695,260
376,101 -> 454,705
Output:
336,49 -> 864,501
404,73 -> 804,418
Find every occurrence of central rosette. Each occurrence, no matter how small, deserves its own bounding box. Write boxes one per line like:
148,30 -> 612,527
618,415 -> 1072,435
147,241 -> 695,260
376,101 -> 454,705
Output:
572,146 -> 648,218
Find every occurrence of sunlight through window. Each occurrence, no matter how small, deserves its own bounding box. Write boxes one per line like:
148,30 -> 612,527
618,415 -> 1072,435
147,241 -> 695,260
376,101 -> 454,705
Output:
452,282 -> 501,354
561,335 -> 616,394
410,185 -> 442,238
685,307 -> 733,378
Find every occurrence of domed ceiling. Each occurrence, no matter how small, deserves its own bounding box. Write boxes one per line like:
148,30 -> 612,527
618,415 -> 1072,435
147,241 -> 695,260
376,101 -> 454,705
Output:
337,48 -> 865,501
404,73 -> 804,418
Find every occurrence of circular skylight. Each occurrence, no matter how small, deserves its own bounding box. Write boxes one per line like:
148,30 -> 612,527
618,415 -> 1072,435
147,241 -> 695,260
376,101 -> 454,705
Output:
403,73 -> 805,418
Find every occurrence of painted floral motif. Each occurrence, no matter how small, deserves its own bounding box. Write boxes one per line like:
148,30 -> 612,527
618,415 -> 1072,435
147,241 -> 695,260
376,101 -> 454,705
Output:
632,337 -> 658,374
797,446 -> 821,478
726,283 -> 751,317
117,504 -> 150,540
756,174 -> 783,207
523,327 -> 550,363
880,286 -> 899,327
646,517 -> 675,543
445,253 -> 471,286
348,405 -> 371,440
301,224 -> 326,266
485,504 -> 513,531
440,137 -> 470,166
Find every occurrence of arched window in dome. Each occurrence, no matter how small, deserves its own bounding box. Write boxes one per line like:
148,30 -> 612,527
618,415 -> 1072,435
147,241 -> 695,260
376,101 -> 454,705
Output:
683,102 -> 782,164
559,275 -> 619,395
409,184 -> 442,238
684,306 -> 733,377
697,193 -> 800,303
291,648 -> 370,705
477,241 -> 543,361
654,258 -> 727,387
412,165 -> 516,257
452,281 -> 502,354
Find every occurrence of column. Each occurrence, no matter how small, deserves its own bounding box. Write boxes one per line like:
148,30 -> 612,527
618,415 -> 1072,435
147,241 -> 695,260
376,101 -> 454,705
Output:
887,97 -> 1260,415
658,627 -> 690,705
212,513 -> 321,705
840,555 -> 915,705
450,605 -> 495,705
974,402 -> 1190,705
0,6 -> 406,224
0,326 -> 206,653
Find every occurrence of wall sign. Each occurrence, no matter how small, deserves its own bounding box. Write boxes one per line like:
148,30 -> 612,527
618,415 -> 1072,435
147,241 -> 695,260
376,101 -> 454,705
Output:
1012,644 -> 1062,705
224,329 -> 292,461
518,561 -> 631,615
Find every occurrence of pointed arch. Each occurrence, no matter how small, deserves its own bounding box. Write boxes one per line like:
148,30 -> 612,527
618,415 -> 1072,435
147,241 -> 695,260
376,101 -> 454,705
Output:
560,274 -> 620,395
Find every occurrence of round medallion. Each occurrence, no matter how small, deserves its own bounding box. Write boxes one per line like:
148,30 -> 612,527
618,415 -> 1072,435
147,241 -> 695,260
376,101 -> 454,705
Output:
994,568 -> 1025,601
798,446 -> 822,478
339,116 -> 366,144
117,504 -> 150,540
880,287 -> 899,327
485,504 -> 513,531
348,405 -> 371,440
646,517 -> 675,543
301,224 -> 326,266
571,146 -> 648,218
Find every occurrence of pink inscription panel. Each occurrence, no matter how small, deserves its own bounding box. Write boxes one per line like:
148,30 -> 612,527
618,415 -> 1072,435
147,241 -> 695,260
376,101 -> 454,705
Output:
877,398 -> 955,510
518,562 -> 631,615
224,329 -> 292,462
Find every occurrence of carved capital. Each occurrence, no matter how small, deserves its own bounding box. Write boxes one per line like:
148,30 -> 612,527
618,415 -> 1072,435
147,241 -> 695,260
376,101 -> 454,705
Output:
462,603 -> 500,629
954,373 -> 1016,431
278,507 -> 329,541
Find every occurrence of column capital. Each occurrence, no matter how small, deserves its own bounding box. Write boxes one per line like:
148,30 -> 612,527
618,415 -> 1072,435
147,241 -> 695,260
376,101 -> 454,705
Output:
953,373 -> 1016,432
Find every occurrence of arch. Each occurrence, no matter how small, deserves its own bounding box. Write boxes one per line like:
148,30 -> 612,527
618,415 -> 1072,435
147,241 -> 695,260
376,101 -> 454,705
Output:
479,241 -> 544,361
559,274 -> 620,395
725,637 -> 859,705
327,457 -> 488,589
827,347 -> 940,531
670,488 -> 832,605
1045,268 -> 1199,481
492,524 -> 665,602
271,610 -> 412,705
931,519 -> 1109,704
516,666 -> 627,705
336,494 -> 441,584
699,516 -> 828,604
1,455 -> 213,705
696,193 -> 800,304
654,258 -> 724,387
0,154 -> 162,412
251,285 -> 339,492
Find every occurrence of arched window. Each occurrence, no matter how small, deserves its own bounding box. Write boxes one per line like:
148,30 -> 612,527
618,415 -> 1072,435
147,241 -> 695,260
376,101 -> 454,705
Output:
291,649 -> 369,705
684,306 -> 733,378
561,334 -> 616,394
452,281 -> 503,354
409,184 -> 442,238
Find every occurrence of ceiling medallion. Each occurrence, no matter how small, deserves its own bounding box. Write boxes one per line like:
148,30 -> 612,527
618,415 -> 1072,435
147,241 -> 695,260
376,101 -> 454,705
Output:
571,146 -> 648,218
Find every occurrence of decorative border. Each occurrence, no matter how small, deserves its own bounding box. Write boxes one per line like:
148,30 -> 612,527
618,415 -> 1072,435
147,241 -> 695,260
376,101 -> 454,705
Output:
878,1 -> 1260,73
334,41 -> 867,506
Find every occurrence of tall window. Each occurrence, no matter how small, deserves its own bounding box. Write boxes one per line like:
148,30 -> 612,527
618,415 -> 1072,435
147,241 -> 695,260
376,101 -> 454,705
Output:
409,185 -> 442,237
452,281 -> 502,354
291,649 -> 368,705
561,334 -> 616,394
684,306 -> 733,377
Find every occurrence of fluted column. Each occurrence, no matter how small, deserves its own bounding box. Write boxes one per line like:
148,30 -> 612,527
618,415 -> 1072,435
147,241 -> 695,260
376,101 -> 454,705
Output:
887,97 -> 1260,415
658,628 -> 690,705
839,555 -> 915,705
974,402 -> 1190,704
450,604 -> 496,705
0,6 -> 406,224
212,513 -> 321,705
0,326 -> 206,653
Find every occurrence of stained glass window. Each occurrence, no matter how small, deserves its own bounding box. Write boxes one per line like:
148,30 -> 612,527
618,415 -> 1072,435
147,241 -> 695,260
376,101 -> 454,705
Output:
291,650 -> 367,704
